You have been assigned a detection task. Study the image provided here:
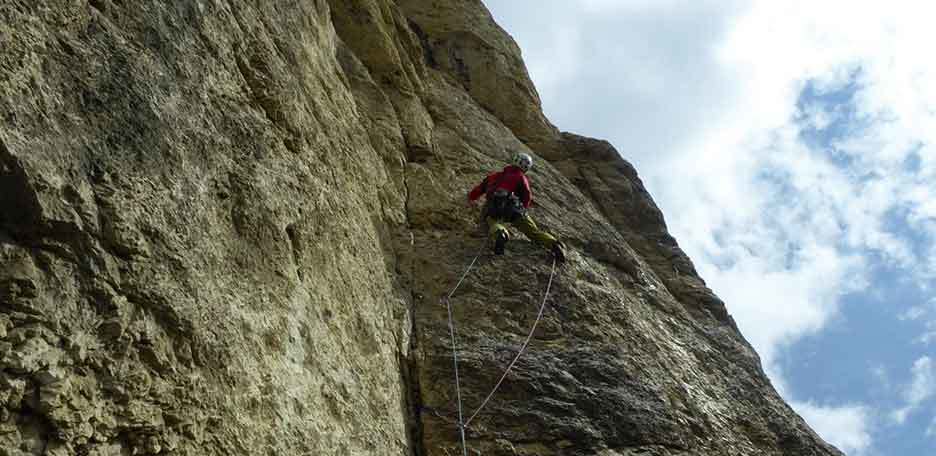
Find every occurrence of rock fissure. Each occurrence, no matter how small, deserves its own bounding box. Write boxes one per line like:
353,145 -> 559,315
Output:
88,0 -> 105,13
0,139 -> 43,234
402,137 -> 431,456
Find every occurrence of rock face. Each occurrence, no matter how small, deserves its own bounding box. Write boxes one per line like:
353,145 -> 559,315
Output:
0,1 -> 841,455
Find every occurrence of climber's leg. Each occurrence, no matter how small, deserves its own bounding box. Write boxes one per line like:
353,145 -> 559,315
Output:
512,214 -> 557,249
487,217 -> 509,255
513,214 -> 565,262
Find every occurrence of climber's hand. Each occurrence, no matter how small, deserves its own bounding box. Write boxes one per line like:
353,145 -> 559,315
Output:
467,199 -> 478,208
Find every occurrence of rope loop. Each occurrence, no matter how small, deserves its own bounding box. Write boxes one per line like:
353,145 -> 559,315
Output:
464,257 -> 557,428
444,248 -> 484,456
442,246 -> 559,455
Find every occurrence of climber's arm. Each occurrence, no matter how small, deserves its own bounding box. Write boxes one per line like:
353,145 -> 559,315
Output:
517,176 -> 532,208
467,176 -> 488,206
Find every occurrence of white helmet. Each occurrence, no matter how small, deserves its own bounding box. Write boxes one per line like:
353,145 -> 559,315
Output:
513,152 -> 533,172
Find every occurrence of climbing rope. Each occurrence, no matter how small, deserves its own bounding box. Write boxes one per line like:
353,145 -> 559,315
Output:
464,256 -> 557,428
443,249 -> 483,456
442,250 -> 559,456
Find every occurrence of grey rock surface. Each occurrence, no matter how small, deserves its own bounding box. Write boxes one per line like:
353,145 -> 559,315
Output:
0,1 -> 842,455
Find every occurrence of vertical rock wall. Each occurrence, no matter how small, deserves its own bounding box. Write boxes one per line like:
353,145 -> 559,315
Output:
1,1 -> 409,454
1,1 -> 843,456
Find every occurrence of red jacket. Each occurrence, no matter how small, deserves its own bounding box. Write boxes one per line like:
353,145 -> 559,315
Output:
468,165 -> 532,208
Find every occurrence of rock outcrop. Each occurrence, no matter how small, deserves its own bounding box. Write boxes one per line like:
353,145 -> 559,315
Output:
0,1 -> 841,455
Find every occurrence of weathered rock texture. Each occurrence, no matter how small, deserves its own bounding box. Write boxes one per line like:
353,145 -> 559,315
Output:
0,1 -> 841,455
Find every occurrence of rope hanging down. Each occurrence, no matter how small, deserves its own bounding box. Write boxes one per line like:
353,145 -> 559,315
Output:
464,256 -> 557,427
444,250 -> 483,456
443,252 -> 559,456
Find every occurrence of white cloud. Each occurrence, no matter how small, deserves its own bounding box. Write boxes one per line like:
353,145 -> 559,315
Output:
897,300 -> 936,345
697,244 -> 863,367
907,357 -> 935,402
890,356 -> 936,424
891,407 -> 911,426
900,306 -> 928,321
927,416 -> 936,438
522,26 -> 582,108
793,401 -> 873,455
918,327 -> 936,345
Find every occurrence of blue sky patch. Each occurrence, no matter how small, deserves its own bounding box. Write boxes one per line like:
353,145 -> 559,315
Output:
778,78 -> 936,454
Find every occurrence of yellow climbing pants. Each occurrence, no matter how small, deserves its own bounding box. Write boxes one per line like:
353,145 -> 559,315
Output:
487,215 -> 558,249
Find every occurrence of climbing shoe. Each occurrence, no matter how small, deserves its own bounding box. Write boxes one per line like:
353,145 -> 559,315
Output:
551,241 -> 566,264
494,230 -> 508,255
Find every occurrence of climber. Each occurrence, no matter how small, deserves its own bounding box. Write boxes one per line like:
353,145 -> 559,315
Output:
467,152 -> 566,263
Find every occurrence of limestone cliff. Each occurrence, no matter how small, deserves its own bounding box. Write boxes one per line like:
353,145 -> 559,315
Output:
0,1 -> 841,455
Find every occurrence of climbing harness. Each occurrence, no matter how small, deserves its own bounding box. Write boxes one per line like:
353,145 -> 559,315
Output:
486,190 -> 525,221
442,250 -> 559,455
478,171 -> 524,231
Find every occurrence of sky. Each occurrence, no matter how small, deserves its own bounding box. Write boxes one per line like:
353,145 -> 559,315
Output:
483,1 -> 936,455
